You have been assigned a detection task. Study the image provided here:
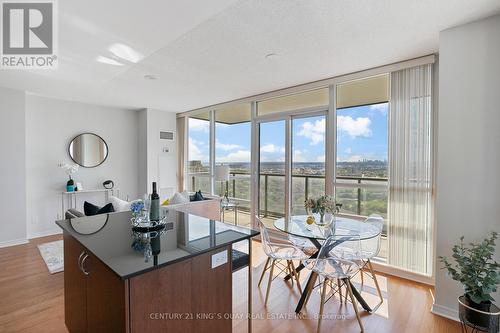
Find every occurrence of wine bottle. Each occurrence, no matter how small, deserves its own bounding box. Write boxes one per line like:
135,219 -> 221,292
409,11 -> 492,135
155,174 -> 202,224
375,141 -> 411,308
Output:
149,182 -> 160,221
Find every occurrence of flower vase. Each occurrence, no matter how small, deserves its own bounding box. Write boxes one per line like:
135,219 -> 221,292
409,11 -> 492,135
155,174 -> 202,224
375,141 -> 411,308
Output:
314,212 -> 333,227
66,176 -> 75,192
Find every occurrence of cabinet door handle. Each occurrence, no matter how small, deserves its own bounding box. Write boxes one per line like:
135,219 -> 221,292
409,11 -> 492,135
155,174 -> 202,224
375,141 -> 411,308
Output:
81,254 -> 90,276
78,251 -> 86,270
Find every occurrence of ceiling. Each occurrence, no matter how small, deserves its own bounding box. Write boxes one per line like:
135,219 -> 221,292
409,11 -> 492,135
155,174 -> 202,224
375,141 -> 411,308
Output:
1,0 -> 499,112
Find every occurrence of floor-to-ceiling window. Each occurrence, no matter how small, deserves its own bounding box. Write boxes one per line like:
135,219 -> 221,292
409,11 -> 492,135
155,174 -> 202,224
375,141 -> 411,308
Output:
214,103 -> 252,226
181,60 -> 434,278
187,112 -> 211,193
334,75 -> 390,259
335,103 -> 388,218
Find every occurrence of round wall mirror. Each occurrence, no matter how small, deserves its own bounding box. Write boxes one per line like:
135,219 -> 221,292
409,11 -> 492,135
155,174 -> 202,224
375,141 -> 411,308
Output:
69,133 -> 108,168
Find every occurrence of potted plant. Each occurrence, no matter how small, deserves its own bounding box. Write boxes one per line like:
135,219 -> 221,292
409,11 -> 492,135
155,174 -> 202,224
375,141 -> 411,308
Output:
440,232 -> 500,328
58,163 -> 79,192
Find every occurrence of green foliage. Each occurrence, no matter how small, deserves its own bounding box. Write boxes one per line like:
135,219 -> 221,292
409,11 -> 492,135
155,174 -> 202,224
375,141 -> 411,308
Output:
439,232 -> 500,304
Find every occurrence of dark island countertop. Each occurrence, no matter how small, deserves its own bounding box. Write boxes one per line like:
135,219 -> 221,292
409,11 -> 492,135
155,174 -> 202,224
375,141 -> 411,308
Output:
56,211 -> 259,280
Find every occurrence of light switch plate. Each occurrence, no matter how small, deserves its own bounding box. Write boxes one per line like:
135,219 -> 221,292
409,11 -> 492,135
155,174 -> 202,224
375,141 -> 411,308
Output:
211,250 -> 228,269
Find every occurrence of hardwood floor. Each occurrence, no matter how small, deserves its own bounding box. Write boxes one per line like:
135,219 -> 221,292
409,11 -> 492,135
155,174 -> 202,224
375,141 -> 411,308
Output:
0,235 -> 460,333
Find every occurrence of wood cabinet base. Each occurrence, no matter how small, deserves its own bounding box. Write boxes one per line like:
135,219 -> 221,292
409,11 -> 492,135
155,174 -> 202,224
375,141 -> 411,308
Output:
64,232 -> 232,333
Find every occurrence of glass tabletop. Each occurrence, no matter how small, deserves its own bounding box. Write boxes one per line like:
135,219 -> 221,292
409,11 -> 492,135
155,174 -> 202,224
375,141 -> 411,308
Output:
274,215 -> 380,241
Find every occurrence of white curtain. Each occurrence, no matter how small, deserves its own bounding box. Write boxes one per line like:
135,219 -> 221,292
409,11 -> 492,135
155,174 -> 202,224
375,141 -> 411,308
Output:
388,64 -> 433,276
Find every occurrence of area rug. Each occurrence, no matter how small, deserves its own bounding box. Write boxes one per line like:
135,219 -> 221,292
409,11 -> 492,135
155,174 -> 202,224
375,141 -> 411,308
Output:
37,240 -> 64,274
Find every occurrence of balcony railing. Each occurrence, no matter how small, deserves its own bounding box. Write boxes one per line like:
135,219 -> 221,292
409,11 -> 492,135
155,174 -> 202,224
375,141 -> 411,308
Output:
189,171 -> 388,218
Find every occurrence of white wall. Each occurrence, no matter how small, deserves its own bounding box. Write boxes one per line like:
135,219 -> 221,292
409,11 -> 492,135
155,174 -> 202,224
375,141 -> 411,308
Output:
434,14 -> 500,320
25,95 -> 140,238
138,109 -> 177,200
0,87 -> 27,247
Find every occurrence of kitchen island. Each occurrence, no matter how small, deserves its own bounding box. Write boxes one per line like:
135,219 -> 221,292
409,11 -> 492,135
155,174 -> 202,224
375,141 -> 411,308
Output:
56,210 -> 259,333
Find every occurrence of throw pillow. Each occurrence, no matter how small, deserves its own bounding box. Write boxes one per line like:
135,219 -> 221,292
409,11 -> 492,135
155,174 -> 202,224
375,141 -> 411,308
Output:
84,201 -> 115,216
170,192 -> 190,205
180,191 -> 190,201
108,196 -> 131,212
97,203 -> 115,215
193,190 -> 204,201
84,201 -> 100,216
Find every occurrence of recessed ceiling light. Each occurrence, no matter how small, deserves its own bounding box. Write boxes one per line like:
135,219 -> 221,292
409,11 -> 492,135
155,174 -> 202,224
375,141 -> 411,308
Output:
144,74 -> 159,80
265,53 -> 278,60
109,43 -> 144,63
96,55 -> 124,66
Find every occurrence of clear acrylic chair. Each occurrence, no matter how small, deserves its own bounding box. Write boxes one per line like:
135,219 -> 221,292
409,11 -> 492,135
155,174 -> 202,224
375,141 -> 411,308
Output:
256,216 -> 309,306
312,234 -> 364,333
331,214 -> 384,311
359,214 -> 384,310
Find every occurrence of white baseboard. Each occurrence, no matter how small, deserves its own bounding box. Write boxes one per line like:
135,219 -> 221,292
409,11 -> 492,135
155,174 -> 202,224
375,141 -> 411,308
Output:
0,238 -> 28,248
431,303 -> 459,322
28,229 -> 62,240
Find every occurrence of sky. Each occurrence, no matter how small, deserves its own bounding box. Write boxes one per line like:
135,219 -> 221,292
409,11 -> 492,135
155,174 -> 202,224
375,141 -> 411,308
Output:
188,103 -> 388,165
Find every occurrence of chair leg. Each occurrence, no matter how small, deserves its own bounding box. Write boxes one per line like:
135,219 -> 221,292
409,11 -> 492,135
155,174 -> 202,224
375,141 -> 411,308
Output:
337,279 -> 343,303
264,259 -> 275,306
367,259 -> 384,310
317,278 -> 329,333
346,280 -> 364,332
258,257 -> 270,287
286,260 -> 294,286
290,260 -> 302,294
360,268 -> 364,288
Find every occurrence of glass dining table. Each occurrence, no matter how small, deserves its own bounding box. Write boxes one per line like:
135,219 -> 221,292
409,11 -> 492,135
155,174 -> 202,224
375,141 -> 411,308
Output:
274,215 -> 380,313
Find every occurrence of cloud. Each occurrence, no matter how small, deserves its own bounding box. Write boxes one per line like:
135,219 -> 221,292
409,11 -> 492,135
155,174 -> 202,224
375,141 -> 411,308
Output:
189,118 -> 209,132
316,155 -> 325,162
218,150 -> 251,163
297,119 -> 325,145
188,137 -> 208,162
344,147 -> 352,154
337,116 -> 372,138
260,144 -> 285,153
216,139 -> 241,151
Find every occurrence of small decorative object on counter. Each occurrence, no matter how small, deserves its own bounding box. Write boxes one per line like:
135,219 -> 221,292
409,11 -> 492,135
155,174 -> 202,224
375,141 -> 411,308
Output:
59,163 -> 79,192
130,197 -> 168,232
440,232 -> 500,331
103,180 -> 114,189
304,195 -> 338,226
130,200 -> 145,219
